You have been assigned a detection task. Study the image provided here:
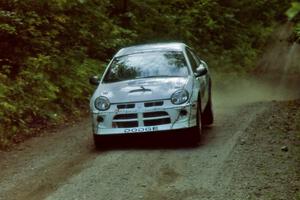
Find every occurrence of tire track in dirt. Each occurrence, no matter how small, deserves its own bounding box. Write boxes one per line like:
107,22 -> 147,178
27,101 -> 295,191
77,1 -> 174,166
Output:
0,99 -> 270,200
0,120 -> 98,200
141,103 -> 268,200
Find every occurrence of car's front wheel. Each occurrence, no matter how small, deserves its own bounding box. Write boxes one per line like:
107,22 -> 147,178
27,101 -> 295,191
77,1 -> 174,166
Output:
202,97 -> 213,125
93,134 -> 102,149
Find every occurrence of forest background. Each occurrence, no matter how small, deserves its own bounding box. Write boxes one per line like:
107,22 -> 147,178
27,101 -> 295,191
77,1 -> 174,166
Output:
0,0 -> 299,148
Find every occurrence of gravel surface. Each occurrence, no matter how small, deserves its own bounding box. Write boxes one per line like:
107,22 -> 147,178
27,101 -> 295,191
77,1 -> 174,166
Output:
0,79 -> 299,200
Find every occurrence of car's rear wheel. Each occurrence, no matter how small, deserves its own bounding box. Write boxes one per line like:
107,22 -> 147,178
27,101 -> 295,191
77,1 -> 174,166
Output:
190,99 -> 202,143
202,81 -> 214,125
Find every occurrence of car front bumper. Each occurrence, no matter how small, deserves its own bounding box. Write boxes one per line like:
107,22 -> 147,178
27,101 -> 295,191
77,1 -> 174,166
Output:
91,101 -> 198,136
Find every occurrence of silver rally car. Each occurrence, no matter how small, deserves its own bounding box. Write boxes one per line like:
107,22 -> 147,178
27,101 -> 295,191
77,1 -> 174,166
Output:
89,43 -> 213,146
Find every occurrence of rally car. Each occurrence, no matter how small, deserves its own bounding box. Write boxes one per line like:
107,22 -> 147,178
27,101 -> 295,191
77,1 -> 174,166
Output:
89,43 -> 213,147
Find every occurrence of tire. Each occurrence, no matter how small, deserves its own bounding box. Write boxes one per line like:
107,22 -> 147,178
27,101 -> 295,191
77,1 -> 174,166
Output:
202,81 -> 214,126
190,99 -> 202,143
93,134 -> 102,149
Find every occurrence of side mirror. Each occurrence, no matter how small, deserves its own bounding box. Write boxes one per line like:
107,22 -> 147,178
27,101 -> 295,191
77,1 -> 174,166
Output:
89,76 -> 100,85
194,64 -> 208,77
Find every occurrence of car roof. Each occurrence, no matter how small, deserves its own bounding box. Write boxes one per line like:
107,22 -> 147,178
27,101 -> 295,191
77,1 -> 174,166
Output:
115,42 -> 188,57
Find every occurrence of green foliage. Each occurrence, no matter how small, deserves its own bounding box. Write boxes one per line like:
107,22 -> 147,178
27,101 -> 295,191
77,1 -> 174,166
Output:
286,2 -> 300,41
0,0 -> 292,148
286,2 -> 300,20
108,0 -> 289,69
295,23 -> 300,38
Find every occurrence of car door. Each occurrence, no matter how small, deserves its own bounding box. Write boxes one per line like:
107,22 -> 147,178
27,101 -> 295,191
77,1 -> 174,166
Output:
191,51 -> 210,108
185,48 -> 207,111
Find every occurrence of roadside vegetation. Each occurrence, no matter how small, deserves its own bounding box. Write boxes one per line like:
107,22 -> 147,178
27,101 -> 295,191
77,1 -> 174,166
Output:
286,2 -> 300,41
0,0 -> 294,148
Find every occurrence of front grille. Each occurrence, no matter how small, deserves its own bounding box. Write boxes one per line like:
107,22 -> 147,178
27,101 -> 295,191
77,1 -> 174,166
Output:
112,111 -> 171,129
144,101 -> 164,107
115,121 -> 138,128
143,111 -> 168,118
143,111 -> 171,127
114,114 -> 137,120
144,118 -> 171,126
117,104 -> 135,109
113,114 -> 138,128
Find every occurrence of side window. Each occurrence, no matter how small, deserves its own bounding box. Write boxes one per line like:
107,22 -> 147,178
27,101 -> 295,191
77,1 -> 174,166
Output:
186,49 -> 198,72
190,50 -> 201,66
191,50 -> 208,69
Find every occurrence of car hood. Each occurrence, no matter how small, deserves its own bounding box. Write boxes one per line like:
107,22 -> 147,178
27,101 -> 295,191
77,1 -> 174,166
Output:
92,76 -> 193,104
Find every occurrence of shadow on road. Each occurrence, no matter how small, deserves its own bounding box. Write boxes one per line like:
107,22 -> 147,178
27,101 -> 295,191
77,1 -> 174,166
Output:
93,126 -> 214,151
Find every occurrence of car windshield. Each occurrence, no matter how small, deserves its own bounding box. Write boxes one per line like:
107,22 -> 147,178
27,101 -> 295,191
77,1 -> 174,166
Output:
102,51 -> 189,83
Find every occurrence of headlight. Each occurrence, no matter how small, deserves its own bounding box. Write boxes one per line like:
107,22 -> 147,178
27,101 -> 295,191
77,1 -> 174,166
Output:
171,90 -> 189,105
94,96 -> 110,111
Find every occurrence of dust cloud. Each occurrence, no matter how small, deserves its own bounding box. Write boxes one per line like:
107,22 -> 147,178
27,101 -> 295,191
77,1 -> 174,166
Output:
213,76 -> 300,108
213,23 -> 300,107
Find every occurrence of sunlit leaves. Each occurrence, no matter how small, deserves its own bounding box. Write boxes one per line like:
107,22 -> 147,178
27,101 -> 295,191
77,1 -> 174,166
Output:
286,2 -> 300,20
286,2 -> 300,41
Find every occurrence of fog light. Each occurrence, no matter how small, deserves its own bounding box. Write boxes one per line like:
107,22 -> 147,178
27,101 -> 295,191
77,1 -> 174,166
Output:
97,116 -> 104,123
180,109 -> 188,116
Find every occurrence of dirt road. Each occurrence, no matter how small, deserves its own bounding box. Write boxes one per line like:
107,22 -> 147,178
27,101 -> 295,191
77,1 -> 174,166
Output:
0,76 -> 299,200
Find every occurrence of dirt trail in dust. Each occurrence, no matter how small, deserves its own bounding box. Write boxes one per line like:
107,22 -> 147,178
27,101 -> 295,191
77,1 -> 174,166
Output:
215,23 -> 300,108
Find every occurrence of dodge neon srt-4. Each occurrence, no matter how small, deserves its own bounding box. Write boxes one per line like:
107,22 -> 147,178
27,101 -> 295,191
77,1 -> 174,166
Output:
89,43 -> 213,147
